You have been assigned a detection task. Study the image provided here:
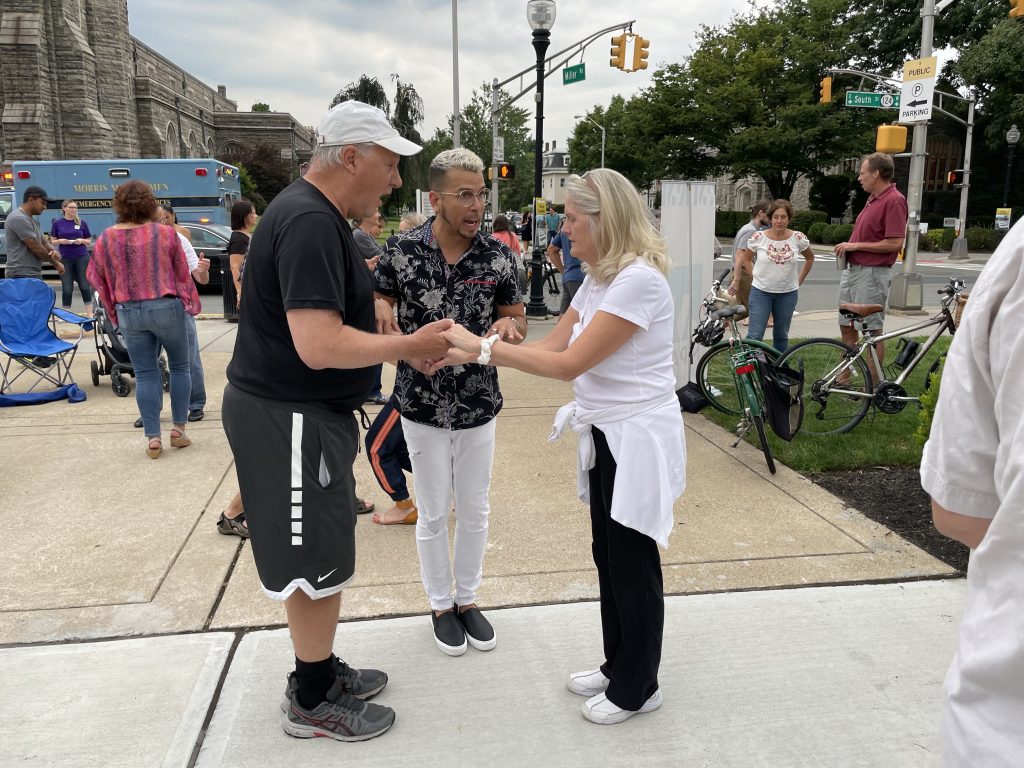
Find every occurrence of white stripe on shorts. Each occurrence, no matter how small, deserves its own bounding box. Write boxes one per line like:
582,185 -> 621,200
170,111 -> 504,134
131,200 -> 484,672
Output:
291,413 -> 303,546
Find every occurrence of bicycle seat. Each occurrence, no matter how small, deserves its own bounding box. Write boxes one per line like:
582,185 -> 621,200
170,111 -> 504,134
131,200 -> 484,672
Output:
711,305 -> 745,320
839,302 -> 885,319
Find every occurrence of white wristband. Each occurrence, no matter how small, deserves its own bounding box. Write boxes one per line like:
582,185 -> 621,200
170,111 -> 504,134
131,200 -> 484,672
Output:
476,334 -> 501,365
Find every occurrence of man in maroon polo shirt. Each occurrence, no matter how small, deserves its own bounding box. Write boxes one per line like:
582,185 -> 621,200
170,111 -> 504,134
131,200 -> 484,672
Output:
834,152 -> 908,369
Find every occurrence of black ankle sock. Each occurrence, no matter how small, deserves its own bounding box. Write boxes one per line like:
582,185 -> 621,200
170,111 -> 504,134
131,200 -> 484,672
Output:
295,655 -> 335,710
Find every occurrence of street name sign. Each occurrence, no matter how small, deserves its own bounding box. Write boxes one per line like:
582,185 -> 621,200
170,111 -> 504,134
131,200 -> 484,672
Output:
845,91 -> 900,109
899,56 -> 937,123
562,63 -> 586,85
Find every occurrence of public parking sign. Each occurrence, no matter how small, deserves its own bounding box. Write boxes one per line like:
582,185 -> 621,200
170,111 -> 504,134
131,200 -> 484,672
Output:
899,56 -> 937,123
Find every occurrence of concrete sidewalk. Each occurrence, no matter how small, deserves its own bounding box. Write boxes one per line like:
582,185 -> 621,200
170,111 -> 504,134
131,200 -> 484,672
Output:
0,312 -> 963,767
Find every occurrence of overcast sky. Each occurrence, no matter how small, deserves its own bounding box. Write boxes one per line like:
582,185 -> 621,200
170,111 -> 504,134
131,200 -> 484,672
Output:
127,0 -> 755,150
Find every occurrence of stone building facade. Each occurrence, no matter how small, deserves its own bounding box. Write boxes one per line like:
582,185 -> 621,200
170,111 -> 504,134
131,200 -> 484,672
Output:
0,0 -> 313,167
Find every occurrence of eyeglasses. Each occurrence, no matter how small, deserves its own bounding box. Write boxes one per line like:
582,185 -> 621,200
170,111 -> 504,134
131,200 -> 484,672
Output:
439,189 -> 490,207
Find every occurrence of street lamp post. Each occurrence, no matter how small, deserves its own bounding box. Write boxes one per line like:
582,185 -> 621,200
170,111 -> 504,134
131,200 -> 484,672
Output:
1004,123 -> 1020,209
574,114 -> 605,168
526,0 -> 556,318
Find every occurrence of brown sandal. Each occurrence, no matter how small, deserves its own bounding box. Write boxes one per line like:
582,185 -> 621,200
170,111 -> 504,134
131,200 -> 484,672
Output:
170,428 -> 191,449
146,438 -> 162,459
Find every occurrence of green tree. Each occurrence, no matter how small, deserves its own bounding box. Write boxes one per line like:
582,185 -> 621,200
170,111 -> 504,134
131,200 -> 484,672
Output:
672,0 -> 876,199
250,102 -> 271,112
809,173 -> 855,218
330,76 -> 390,113
236,144 -> 292,204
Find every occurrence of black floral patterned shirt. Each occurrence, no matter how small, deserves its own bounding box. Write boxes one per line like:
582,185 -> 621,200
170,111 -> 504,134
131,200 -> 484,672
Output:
375,219 -> 523,430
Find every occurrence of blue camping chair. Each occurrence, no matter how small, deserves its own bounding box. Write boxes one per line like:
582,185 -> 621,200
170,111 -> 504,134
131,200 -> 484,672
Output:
0,278 -> 94,401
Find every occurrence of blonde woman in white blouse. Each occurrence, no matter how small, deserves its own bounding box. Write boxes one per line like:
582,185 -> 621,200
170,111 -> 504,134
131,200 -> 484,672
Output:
735,199 -> 815,352
428,168 -> 686,726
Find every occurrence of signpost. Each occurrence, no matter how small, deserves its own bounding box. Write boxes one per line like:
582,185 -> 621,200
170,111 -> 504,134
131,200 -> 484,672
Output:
492,136 -> 504,163
562,63 -> 586,85
899,56 -> 937,124
845,91 -> 900,109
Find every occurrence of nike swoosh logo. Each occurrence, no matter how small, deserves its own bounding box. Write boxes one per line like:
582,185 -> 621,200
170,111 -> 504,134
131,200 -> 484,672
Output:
317,568 -> 338,583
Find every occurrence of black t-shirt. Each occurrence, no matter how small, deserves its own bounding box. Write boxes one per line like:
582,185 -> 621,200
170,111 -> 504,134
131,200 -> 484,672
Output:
227,230 -> 250,257
226,178 -> 376,414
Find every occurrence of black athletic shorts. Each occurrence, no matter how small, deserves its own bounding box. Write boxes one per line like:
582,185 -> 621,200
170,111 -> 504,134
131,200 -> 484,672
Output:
222,383 -> 358,600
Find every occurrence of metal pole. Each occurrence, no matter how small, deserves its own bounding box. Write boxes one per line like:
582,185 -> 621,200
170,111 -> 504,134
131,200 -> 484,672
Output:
949,98 -> 974,260
452,0 -> 461,148
889,0 -> 933,311
526,28 -> 551,317
1004,144 -> 1017,208
600,124 -> 606,168
491,79 -> 500,222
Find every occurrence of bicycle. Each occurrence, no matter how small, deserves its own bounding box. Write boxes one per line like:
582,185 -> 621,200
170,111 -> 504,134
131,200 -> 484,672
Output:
775,277 -> 968,436
691,271 -> 779,473
692,271 -> 779,415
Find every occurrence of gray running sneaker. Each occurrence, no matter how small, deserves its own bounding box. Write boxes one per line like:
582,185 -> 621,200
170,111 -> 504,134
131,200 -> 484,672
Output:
280,656 -> 388,713
283,679 -> 395,742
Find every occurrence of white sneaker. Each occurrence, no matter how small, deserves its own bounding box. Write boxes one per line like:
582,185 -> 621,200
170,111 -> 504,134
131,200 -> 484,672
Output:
566,667 -> 610,697
582,690 -> 662,725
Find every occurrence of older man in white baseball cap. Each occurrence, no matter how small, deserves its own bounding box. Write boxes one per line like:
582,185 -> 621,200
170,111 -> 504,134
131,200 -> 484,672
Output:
221,101 -> 453,744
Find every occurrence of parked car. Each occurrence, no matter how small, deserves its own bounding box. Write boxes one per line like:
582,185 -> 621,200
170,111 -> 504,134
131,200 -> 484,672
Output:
180,222 -> 231,291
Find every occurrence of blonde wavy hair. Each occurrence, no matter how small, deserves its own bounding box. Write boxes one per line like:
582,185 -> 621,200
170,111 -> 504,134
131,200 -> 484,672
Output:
564,169 -> 668,284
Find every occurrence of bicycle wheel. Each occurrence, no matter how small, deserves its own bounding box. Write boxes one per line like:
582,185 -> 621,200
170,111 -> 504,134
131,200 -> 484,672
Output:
696,340 -> 778,415
750,409 -> 776,475
778,338 -> 873,436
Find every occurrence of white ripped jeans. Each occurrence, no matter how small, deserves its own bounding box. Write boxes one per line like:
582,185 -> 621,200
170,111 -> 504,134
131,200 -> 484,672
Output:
401,417 -> 496,611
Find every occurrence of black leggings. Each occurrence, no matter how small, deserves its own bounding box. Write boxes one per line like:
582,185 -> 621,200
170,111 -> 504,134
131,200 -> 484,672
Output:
588,426 -> 665,710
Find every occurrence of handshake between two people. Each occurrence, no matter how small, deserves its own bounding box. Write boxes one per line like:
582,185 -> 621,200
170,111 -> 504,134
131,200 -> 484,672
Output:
375,303 -> 523,376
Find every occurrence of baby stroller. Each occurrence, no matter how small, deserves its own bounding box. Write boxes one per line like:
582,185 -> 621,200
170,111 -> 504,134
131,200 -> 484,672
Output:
89,300 -> 169,397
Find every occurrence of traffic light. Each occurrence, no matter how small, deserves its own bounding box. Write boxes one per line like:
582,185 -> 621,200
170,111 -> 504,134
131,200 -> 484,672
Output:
632,36 -> 650,71
876,123 -> 907,153
819,76 -> 833,104
1011,0 -> 1024,17
609,34 -> 627,70
947,169 -> 965,187
497,162 -> 515,180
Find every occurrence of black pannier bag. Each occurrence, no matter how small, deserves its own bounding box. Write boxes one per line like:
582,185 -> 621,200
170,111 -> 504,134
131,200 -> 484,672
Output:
759,359 -> 803,441
676,381 -> 708,413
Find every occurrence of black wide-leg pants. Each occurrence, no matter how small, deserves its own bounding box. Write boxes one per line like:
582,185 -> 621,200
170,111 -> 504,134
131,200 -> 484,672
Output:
589,427 -> 665,710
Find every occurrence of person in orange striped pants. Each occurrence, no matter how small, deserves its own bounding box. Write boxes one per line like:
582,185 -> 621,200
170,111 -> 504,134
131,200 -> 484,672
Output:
365,396 -> 418,525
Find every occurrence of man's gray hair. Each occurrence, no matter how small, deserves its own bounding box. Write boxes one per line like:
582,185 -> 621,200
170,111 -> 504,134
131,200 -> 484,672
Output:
429,148 -> 484,190
310,142 -> 373,170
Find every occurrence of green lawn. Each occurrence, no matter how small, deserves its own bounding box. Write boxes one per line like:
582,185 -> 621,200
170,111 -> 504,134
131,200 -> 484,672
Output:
700,336 -> 951,472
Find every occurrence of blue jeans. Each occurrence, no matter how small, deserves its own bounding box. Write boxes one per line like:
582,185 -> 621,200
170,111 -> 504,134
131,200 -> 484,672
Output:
186,315 -> 206,411
60,257 -> 93,308
116,298 -> 191,437
746,286 -> 799,353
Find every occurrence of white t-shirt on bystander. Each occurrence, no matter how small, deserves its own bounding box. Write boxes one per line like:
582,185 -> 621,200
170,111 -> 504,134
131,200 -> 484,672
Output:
747,230 -> 810,293
569,261 -> 676,410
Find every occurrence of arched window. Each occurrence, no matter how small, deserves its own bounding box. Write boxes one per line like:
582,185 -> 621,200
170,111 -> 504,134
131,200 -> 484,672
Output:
188,131 -> 199,158
737,187 -> 752,213
221,142 -> 245,158
165,124 -> 179,158
207,138 -> 216,158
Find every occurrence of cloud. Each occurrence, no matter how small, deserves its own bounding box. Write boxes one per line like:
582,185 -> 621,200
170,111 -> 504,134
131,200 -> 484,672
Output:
128,0 -> 752,147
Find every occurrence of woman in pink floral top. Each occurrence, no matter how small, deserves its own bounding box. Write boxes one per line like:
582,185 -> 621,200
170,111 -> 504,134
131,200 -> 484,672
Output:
87,180 -> 201,459
735,199 -> 815,352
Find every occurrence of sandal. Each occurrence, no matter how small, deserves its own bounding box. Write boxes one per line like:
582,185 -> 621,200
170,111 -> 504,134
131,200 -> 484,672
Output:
170,428 -> 191,449
146,438 -> 162,459
372,505 -> 418,525
217,511 -> 250,538
355,496 -> 375,515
